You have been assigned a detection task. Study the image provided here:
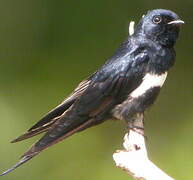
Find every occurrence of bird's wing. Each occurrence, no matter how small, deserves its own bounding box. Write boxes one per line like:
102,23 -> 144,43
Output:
1,45 -> 149,176
11,80 -> 91,143
24,74 -> 129,154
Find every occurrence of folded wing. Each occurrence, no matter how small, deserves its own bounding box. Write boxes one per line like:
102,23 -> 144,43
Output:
11,80 -> 90,143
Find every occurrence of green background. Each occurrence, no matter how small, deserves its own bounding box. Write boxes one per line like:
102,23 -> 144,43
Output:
0,0 -> 192,179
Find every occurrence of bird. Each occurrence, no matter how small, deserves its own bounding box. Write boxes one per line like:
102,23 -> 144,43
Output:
1,9 -> 184,176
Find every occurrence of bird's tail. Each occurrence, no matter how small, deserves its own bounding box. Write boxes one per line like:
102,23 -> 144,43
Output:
0,153 -> 38,176
0,116 -> 94,176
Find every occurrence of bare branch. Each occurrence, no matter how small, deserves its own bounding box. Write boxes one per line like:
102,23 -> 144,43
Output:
113,130 -> 175,180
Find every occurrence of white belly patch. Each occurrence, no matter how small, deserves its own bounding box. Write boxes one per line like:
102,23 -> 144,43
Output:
130,72 -> 168,98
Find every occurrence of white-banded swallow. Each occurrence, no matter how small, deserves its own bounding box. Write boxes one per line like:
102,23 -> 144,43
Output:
1,9 -> 184,176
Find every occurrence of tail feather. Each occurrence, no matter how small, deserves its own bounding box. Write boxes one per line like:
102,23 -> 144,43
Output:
0,153 -> 37,176
1,117 -> 95,176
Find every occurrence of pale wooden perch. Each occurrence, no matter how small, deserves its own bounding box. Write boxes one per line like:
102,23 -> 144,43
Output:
113,130 -> 174,180
112,21 -> 175,180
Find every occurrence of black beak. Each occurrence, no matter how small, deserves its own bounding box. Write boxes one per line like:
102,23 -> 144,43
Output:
168,19 -> 185,26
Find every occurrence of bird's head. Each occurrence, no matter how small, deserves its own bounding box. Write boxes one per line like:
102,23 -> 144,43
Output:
134,9 -> 184,47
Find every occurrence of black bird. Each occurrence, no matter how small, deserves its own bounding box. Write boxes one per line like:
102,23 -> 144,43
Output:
1,9 -> 184,175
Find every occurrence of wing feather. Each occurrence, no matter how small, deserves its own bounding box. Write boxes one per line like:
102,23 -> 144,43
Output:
11,80 -> 91,143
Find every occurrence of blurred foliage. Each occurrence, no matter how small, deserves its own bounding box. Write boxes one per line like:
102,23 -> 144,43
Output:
0,0 -> 192,179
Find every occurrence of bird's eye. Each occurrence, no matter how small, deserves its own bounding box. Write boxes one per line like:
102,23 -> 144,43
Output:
152,15 -> 162,24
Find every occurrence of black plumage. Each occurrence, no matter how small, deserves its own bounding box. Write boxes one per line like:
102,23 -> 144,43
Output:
1,9 -> 184,176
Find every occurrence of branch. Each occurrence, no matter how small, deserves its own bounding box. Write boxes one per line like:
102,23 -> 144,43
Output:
113,130 -> 175,180
112,113 -> 174,179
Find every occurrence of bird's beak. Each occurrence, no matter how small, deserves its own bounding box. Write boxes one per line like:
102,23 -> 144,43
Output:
168,19 -> 185,25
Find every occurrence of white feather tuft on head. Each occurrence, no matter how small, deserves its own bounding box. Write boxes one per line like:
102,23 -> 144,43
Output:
129,21 -> 135,36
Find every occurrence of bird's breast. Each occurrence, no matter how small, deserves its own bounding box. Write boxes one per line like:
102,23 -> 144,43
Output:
111,72 -> 168,121
130,72 -> 167,98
